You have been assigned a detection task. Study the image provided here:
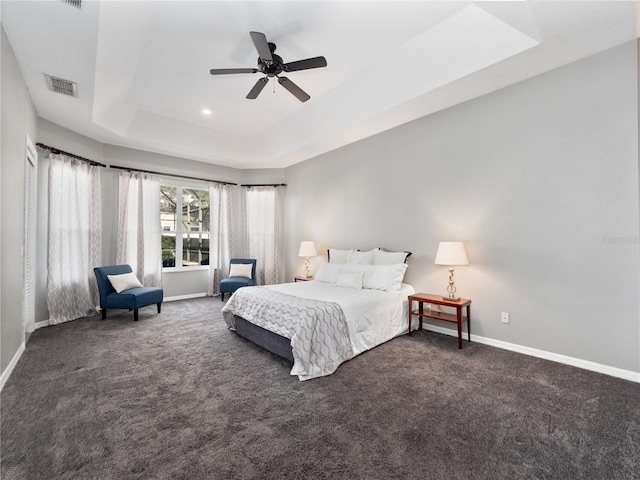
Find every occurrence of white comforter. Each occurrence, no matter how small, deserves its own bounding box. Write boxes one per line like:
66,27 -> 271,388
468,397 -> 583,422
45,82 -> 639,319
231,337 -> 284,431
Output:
224,280 -> 416,380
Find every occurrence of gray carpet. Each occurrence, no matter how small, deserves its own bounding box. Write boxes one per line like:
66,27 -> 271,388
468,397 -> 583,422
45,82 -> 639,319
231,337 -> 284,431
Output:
1,297 -> 639,480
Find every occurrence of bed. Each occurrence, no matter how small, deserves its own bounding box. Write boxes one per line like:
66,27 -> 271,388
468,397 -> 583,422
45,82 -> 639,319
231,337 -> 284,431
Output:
221,250 -> 416,380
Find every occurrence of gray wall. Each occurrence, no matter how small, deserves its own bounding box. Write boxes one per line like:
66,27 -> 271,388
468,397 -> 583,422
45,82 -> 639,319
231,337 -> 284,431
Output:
1,25 -> 38,373
284,40 -> 640,373
637,39 -> 640,374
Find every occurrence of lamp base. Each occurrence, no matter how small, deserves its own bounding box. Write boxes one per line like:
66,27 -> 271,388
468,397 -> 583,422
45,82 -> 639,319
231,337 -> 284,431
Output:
443,295 -> 460,302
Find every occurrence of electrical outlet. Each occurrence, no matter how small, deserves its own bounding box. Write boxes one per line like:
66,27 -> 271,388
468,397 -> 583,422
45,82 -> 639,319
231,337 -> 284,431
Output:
501,312 -> 510,324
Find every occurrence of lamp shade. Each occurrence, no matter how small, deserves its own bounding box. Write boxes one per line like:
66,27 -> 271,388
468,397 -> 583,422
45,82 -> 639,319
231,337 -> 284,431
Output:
434,242 -> 469,266
298,241 -> 317,257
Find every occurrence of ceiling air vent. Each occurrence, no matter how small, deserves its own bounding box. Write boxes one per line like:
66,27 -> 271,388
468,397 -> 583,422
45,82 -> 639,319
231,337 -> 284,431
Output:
59,0 -> 82,9
44,75 -> 78,98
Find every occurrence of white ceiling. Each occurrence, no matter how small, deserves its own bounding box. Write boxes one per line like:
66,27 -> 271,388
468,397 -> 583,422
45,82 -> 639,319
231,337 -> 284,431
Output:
2,1 -> 638,169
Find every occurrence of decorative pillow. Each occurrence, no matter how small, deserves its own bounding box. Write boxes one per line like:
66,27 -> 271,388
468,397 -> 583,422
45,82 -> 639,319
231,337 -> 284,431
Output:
346,249 -> 376,265
328,249 -> 351,264
374,248 -> 412,265
229,263 -> 253,278
314,263 -> 342,284
362,264 -> 408,292
335,270 -> 364,290
107,272 -> 143,293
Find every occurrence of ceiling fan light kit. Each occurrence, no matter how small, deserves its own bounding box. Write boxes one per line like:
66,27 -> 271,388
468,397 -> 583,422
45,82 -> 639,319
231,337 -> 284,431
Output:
210,31 -> 327,103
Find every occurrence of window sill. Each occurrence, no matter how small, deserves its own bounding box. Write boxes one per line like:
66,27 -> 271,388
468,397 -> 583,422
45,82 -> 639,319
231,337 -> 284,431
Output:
162,266 -> 209,273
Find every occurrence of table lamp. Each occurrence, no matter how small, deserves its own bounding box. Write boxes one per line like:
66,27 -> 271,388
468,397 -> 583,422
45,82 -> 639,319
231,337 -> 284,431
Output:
298,241 -> 317,278
434,241 -> 469,301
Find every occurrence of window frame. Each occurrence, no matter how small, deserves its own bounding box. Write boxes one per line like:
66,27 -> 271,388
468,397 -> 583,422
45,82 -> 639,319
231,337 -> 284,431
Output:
161,182 -> 210,272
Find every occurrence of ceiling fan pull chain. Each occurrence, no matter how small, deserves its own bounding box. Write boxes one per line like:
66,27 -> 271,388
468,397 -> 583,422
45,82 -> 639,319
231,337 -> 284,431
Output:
273,79 -> 276,94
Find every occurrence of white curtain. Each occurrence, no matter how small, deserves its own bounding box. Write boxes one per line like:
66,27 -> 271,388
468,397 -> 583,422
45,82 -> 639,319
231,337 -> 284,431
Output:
47,154 -> 102,324
208,183 -> 235,296
116,171 -> 162,287
245,186 -> 282,285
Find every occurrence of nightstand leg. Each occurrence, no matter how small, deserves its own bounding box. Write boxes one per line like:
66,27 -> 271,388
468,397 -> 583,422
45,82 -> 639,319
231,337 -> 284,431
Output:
408,299 -> 412,335
419,301 -> 423,331
467,305 -> 471,343
457,307 -> 462,349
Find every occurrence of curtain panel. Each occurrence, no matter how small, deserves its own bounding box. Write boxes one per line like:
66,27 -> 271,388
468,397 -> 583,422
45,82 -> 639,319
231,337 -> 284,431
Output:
116,171 -> 162,287
244,186 -> 283,285
47,154 -> 102,324
207,183 -> 235,296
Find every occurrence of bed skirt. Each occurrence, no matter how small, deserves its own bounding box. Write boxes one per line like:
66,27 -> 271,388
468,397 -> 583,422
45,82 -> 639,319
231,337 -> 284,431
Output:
234,315 -> 294,363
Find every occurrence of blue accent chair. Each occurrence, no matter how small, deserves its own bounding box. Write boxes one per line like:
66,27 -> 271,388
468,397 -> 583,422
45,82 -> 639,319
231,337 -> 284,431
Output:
94,265 -> 163,321
220,259 -> 257,301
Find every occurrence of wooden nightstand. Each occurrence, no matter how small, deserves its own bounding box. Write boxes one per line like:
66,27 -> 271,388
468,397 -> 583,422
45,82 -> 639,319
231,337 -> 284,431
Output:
294,275 -> 313,282
408,293 -> 471,349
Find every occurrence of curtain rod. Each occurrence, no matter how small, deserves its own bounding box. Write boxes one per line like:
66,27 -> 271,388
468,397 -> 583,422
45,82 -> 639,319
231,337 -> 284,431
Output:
36,143 -> 106,167
241,183 -> 287,187
37,143 -> 273,187
109,165 -> 237,186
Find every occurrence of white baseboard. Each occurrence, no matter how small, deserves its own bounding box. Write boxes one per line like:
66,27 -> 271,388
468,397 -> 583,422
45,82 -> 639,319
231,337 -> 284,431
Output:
164,293 -> 208,302
0,342 -> 25,392
34,319 -> 50,329
422,324 -> 640,383
23,318 -> 35,334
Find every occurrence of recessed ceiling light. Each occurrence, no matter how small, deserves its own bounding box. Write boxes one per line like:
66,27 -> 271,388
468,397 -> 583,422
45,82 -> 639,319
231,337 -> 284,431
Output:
202,109 -> 212,115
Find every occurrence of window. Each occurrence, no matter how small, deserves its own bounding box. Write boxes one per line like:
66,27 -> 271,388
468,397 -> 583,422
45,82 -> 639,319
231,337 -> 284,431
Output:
161,185 -> 210,269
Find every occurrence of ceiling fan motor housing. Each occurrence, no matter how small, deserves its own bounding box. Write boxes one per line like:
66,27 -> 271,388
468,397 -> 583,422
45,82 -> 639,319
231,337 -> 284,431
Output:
258,50 -> 284,77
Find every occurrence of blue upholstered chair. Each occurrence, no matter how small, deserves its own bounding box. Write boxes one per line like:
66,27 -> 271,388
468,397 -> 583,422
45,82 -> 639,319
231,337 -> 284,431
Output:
94,265 -> 163,321
220,259 -> 257,301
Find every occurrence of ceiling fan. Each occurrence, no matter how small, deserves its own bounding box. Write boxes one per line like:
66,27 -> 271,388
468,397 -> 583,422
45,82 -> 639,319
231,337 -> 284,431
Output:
209,31 -> 327,103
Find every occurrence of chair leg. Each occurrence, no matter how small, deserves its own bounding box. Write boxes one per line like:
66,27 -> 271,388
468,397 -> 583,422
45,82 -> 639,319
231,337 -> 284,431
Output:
221,293 -> 225,302
157,303 -> 161,314
134,309 -> 139,322
101,309 -> 107,320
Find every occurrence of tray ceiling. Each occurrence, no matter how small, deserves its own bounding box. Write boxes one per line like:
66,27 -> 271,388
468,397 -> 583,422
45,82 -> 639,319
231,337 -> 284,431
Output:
2,1 -> 637,169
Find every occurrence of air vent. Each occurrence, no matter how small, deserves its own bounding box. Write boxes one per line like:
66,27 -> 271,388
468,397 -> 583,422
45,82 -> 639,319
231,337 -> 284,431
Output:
44,75 -> 78,98
59,0 -> 82,9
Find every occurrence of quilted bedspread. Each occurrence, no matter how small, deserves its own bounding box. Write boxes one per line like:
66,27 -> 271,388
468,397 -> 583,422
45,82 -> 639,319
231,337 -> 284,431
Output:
222,286 -> 354,380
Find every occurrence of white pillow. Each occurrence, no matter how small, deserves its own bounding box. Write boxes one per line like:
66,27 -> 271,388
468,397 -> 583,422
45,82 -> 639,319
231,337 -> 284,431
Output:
346,249 -> 376,265
328,249 -> 351,264
107,272 -> 143,293
314,263 -> 343,284
374,249 -> 410,265
229,263 -> 253,278
335,270 -> 363,290
362,264 -> 408,292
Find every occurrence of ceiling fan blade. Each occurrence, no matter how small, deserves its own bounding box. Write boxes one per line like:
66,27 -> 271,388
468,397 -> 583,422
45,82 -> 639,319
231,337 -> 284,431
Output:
278,77 -> 310,103
250,31 -> 273,62
283,56 -> 327,73
210,68 -> 258,75
246,77 -> 269,99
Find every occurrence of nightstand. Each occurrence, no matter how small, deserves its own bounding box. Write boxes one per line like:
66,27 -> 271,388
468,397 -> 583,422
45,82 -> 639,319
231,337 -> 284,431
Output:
408,293 -> 471,349
294,275 -> 313,282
